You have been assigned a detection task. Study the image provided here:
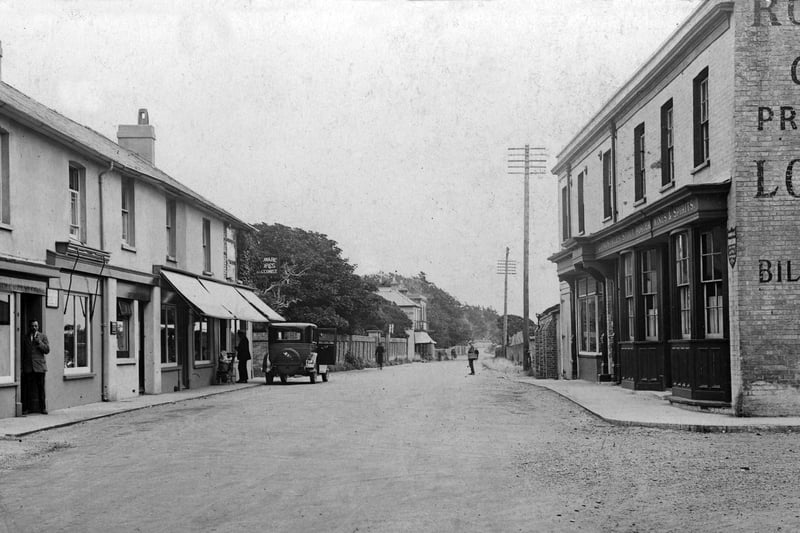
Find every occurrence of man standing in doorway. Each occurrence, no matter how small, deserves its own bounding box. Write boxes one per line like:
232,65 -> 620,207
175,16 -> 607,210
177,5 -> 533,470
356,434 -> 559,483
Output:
22,320 -> 50,414
235,329 -> 251,383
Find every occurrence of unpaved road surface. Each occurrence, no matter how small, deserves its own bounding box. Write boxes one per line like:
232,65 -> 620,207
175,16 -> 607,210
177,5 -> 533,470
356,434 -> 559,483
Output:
1,359 -> 800,532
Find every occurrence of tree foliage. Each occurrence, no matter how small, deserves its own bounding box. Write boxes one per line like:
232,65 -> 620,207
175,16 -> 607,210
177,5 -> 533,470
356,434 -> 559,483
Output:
239,223 -> 411,335
365,272 -> 501,347
496,314 -> 538,342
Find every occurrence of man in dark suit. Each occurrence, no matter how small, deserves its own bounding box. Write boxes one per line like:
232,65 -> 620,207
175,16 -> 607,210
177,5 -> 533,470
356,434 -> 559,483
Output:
22,319 -> 50,414
235,329 -> 251,383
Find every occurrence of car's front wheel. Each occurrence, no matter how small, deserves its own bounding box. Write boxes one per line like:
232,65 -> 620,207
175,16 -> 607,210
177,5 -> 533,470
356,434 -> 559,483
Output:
280,374 -> 288,384
321,371 -> 328,382
310,371 -> 317,384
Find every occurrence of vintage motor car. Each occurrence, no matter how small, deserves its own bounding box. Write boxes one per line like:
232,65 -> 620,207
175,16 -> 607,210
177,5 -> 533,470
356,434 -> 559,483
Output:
262,322 -> 336,384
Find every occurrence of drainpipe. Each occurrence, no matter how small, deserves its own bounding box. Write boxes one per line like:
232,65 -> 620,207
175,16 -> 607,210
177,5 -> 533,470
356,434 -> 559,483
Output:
99,161 -> 114,401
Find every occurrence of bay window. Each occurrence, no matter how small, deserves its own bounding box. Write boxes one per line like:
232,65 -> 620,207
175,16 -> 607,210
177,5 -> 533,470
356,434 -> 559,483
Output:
701,231 -> 724,337
675,233 -> 691,339
640,249 -> 659,340
623,253 -> 635,341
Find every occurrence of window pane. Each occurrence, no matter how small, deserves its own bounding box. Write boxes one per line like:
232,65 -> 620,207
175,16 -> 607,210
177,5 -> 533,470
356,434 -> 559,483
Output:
161,305 -> 177,364
193,318 -> 209,361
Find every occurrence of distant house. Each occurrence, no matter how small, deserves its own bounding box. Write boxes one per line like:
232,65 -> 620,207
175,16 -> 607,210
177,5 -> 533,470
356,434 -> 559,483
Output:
0,72 -> 282,418
376,285 -> 436,359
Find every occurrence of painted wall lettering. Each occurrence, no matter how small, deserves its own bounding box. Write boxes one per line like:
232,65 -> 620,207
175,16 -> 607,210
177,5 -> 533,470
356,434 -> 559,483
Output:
753,0 -> 800,26
754,160 -> 800,198
759,259 -> 800,282
757,106 -> 798,130
793,56 -> 800,85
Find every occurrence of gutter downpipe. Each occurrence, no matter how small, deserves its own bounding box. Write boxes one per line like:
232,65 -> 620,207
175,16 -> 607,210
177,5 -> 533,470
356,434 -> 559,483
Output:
99,161 -> 114,401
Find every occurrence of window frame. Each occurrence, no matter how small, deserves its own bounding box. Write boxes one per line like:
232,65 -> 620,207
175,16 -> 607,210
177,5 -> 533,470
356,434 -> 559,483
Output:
576,170 -> 585,235
68,164 -> 87,243
700,229 -> 724,338
202,218 -> 211,273
576,277 -> 602,354
116,299 -> 133,358
640,249 -> 659,341
0,292 -> 13,384
561,185 -> 570,242
0,129 -> 9,225
602,150 -> 613,220
224,223 -> 237,282
661,99 -> 675,187
673,232 -> 692,339
166,198 -> 177,260
622,252 -> 635,341
160,304 -> 178,366
693,67 -> 710,167
193,316 -> 211,364
634,123 -> 646,202
121,178 -> 135,247
63,293 -> 91,375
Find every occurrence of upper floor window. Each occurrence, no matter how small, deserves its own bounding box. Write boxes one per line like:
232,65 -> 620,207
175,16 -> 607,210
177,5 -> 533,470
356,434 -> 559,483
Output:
202,218 -> 211,273
576,171 -> 585,235
634,123 -> 646,202
661,99 -> 675,187
0,129 -> 9,225
166,199 -> 177,260
700,230 -> 724,338
224,223 -> 237,282
693,68 -> 710,167
561,185 -> 570,242
602,150 -> 613,220
68,164 -> 86,243
121,178 -> 135,247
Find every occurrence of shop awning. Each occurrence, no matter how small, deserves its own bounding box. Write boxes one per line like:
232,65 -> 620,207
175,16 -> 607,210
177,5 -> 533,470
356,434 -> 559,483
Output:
414,331 -> 436,345
236,287 -> 285,322
161,270 -> 283,322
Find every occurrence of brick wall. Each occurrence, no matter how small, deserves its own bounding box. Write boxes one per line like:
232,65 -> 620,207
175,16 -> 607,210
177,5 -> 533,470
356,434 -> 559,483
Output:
532,310 -> 559,379
731,0 -> 800,415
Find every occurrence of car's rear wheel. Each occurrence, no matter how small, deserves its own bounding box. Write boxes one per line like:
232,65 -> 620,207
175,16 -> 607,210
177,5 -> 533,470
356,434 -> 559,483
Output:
265,372 -> 274,385
322,371 -> 328,382
280,374 -> 288,384
310,371 -> 317,384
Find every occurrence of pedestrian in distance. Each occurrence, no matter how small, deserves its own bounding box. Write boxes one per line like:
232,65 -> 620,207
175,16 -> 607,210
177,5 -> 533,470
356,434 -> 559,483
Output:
375,342 -> 385,370
467,343 -> 478,375
235,329 -> 251,383
22,320 -> 50,414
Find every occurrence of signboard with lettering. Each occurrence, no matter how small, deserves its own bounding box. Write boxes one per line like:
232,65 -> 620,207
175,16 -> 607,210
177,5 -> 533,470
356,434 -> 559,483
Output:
258,256 -> 278,275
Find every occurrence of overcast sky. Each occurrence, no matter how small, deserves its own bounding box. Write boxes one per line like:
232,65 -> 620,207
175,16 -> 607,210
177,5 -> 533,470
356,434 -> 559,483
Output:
0,0 -> 700,316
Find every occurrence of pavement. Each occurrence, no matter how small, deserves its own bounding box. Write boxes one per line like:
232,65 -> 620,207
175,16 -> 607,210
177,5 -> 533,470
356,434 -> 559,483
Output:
3,359 -> 800,437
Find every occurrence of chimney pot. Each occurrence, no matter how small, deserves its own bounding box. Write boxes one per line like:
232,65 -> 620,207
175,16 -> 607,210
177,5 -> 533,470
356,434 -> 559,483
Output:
138,108 -> 149,125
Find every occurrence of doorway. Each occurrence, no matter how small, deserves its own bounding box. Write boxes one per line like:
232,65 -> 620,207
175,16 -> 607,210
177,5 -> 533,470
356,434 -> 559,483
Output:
20,294 -> 44,413
138,301 -> 145,394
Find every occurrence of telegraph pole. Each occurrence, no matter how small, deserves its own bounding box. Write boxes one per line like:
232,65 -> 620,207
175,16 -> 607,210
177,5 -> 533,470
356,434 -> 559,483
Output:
508,145 -> 547,372
496,247 -> 516,359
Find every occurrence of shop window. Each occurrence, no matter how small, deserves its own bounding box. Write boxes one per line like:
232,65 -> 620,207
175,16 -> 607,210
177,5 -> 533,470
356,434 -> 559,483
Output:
117,299 -> 133,358
0,292 -> 12,383
701,231 -> 724,337
577,171 -> 585,234
674,233 -> 692,339
1,129 -> 9,225
166,199 -> 177,260
202,218 -> 211,273
693,67 -> 710,167
576,277 -> 602,353
121,178 -> 135,247
602,150 -> 613,220
64,294 -> 90,373
561,185 -> 570,241
640,249 -> 659,340
161,305 -> 177,365
634,123 -> 646,202
193,316 -> 210,363
661,99 -> 674,187
69,164 -> 87,243
623,253 -> 635,341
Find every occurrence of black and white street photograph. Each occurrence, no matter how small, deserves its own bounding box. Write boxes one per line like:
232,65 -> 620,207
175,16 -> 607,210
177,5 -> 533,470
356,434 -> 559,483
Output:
1,1 -> 800,531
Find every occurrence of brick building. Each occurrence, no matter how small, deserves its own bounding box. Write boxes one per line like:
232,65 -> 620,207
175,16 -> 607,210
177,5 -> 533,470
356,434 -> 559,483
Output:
549,1 -> 800,416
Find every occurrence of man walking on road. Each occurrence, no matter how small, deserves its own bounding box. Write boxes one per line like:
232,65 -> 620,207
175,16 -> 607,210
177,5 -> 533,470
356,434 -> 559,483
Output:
22,320 -> 50,414
467,343 -> 478,375
375,342 -> 385,370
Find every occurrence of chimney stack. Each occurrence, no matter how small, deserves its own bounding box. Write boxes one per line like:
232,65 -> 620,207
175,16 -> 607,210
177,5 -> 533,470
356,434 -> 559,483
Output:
117,108 -> 156,164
